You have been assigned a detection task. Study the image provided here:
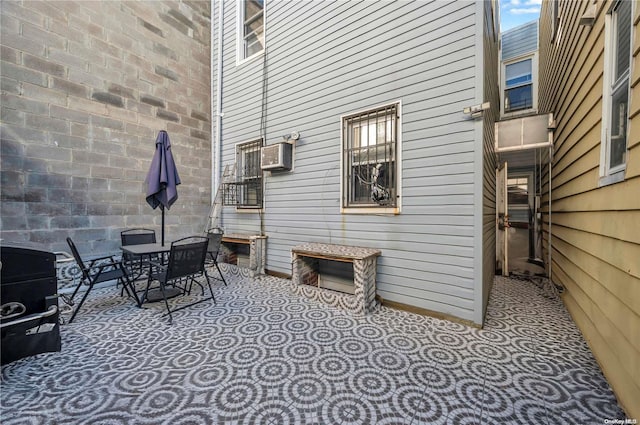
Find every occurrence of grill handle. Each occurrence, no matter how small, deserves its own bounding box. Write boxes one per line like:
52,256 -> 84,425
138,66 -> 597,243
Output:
0,305 -> 58,329
1,302 -> 26,320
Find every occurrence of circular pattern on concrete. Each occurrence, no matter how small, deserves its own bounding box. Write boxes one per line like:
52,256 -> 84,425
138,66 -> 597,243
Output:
321,393 -> 377,425
250,357 -> 294,384
185,363 -> 232,390
0,273 -> 626,424
284,375 -> 328,408
350,368 -> 396,401
336,337 -> 373,360
213,378 -> 263,416
283,341 -> 321,364
244,400 -> 301,425
368,348 -> 409,375
311,353 -> 355,380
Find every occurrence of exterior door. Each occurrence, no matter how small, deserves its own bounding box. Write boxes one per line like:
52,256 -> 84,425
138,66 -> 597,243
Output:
496,163 -> 509,276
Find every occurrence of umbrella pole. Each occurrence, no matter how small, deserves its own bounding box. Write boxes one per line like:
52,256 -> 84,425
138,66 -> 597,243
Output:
161,206 -> 165,246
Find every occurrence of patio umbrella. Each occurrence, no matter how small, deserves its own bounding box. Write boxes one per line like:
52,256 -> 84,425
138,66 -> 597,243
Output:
145,130 -> 181,246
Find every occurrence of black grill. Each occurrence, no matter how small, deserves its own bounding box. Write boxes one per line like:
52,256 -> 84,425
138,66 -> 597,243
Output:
1,245 -> 61,365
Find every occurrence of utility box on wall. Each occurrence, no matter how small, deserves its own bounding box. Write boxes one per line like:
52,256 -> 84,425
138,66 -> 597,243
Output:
261,142 -> 293,171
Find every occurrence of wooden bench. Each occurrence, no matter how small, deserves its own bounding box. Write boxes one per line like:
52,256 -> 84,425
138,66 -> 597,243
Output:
291,242 -> 381,314
220,233 -> 267,277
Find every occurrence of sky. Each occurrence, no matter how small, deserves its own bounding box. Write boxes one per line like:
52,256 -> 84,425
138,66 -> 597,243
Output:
500,0 -> 541,32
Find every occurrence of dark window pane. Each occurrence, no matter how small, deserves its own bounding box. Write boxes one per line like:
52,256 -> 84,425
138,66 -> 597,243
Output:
244,16 -> 263,37
614,0 -> 631,82
609,82 -> 628,169
505,59 -> 532,88
245,31 -> 264,57
242,0 -> 263,58
344,105 -> 397,207
236,139 -> 263,208
505,85 -> 533,112
244,0 -> 263,21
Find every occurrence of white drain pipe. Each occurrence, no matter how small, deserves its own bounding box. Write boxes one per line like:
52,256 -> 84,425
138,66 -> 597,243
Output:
211,0 -> 224,209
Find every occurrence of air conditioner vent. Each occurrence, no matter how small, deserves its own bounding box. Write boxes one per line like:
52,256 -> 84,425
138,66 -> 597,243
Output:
261,142 -> 293,171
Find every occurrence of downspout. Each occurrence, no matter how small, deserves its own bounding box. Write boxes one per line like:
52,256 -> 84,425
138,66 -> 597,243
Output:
259,1 -> 268,237
547,144 -> 552,281
212,0 -> 224,219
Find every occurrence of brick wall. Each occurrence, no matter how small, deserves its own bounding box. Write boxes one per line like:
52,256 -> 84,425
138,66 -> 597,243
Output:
0,1 -> 211,256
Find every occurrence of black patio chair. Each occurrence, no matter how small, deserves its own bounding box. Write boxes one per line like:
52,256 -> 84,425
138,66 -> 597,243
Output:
66,237 -> 141,324
206,227 -> 227,286
142,236 -> 214,324
120,228 -> 157,279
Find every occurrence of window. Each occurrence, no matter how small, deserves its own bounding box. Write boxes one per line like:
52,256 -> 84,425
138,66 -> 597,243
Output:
601,0 -> 632,178
235,139 -> 263,208
238,0 -> 264,61
551,0 -> 559,43
342,103 -> 399,211
507,177 -> 530,224
504,59 -> 533,112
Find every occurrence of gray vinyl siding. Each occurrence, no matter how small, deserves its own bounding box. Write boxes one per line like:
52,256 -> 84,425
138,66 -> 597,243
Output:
501,20 -> 538,61
217,0 -> 488,323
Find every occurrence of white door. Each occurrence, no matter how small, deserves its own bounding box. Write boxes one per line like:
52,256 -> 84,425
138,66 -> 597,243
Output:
496,162 -> 509,276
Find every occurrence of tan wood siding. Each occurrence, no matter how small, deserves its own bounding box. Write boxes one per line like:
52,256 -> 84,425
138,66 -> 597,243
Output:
538,0 -> 640,418
480,0 -> 499,323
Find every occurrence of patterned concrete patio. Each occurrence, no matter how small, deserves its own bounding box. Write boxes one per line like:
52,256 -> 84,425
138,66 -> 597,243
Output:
1,266 -> 627,424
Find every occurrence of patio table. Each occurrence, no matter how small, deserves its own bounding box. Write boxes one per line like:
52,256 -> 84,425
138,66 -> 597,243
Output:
121,243 -> 178,302
121,243 -> 171,258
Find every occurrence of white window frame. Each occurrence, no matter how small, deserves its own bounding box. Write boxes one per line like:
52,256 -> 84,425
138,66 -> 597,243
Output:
236,0 -> 265,66
340,101 -> 402,215
235,139 -> 264,210
599,0 -> 633,185
500,53 -> 538,118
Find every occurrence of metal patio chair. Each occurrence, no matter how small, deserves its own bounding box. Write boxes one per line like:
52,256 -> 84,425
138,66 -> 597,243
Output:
120,228 -> 157,279
142,236 -> 214,324
66,237 -> 141,324
206,227 -> 227,286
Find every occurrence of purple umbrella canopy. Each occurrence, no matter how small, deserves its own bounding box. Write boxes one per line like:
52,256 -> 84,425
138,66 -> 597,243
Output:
145,130 -> 181,245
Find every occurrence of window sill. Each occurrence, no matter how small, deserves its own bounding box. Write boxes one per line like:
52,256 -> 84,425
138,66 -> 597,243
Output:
501,108 -> 537,119
341,207 -> 400,215
236,50 -> 264,68
598,169 -> 625,187
235,207 -> 264,213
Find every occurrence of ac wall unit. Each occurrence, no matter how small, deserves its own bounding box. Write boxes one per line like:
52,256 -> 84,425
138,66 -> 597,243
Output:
260,142 -> 292,171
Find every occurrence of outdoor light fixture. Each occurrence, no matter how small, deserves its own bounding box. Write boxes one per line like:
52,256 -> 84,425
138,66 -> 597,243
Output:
579,2 -> 596,26
463,102 -> 491,118
281,131 -> 300,143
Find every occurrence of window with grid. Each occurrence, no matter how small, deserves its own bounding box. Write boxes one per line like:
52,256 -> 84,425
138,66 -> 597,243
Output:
602,0 -> 632,176
236,139 -> 263,208
343,104 -> 398,209
504,59 -> 533,112
238,0 -> 264,61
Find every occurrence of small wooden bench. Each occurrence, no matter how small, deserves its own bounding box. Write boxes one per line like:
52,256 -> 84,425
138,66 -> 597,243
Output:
291,242 -> 381,314
220,233 -> 267,277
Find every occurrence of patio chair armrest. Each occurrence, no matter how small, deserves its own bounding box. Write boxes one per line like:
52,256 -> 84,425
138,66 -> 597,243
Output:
148,260 -> 167,272
88,255 -> 117,267
88,261 -> 120,277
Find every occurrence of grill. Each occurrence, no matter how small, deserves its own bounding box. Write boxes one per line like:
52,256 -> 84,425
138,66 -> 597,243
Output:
1,245 -> 61,365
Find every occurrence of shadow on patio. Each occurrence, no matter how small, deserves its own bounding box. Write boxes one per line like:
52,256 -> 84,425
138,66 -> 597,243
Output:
0,266 -> 626,424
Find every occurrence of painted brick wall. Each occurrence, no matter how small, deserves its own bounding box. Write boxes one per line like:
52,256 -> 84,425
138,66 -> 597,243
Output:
0,1 -> 211,256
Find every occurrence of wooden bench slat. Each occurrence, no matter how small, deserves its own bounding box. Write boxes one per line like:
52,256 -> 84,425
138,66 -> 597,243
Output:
222,237 -> 251,245
290,252 -> 356,263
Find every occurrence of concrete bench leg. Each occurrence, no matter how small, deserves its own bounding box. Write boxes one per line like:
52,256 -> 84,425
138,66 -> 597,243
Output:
354,257 -> 378,314
249,237 -> 266,277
